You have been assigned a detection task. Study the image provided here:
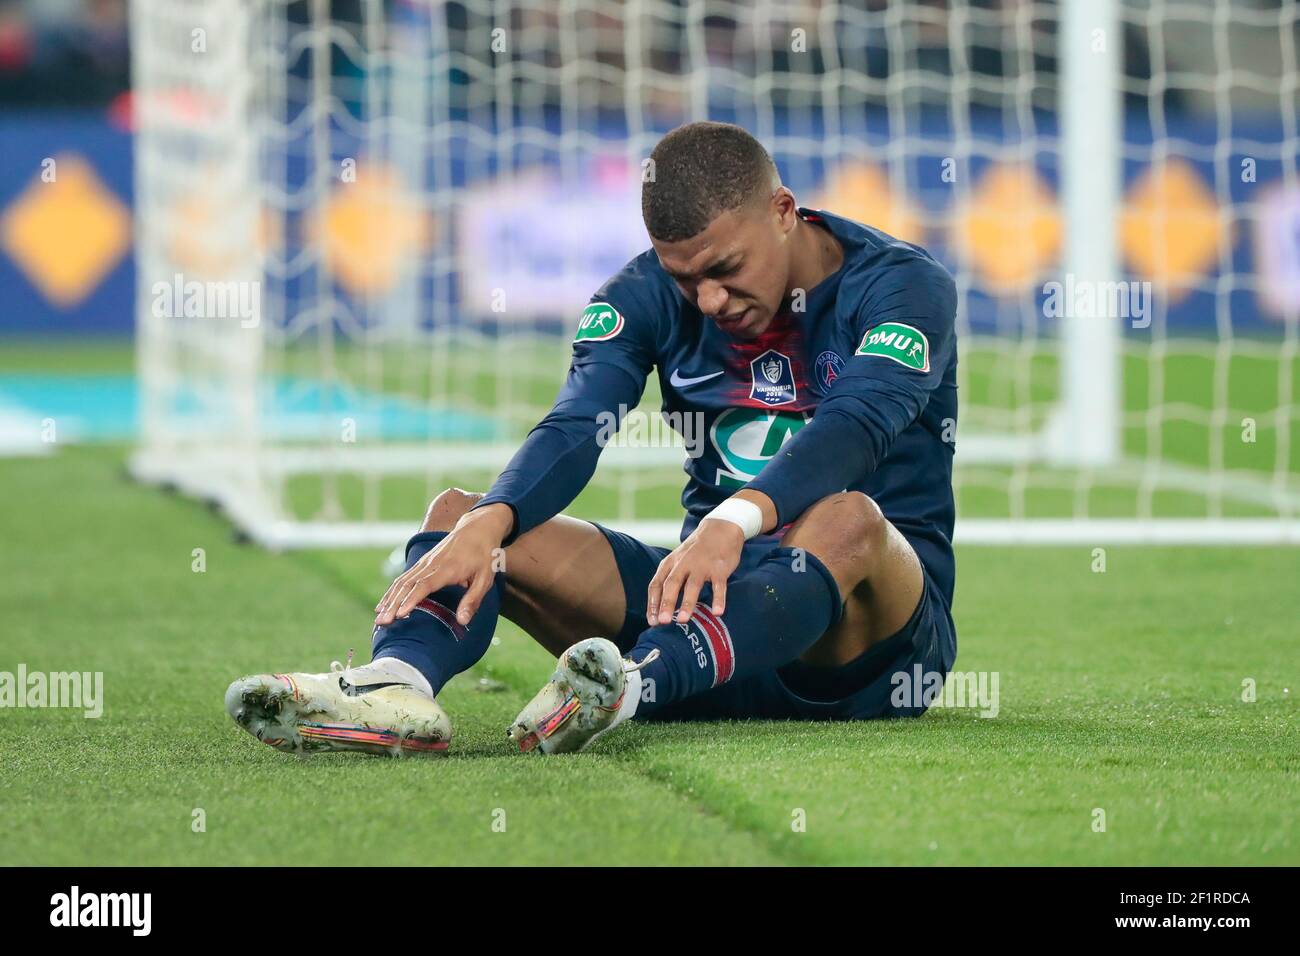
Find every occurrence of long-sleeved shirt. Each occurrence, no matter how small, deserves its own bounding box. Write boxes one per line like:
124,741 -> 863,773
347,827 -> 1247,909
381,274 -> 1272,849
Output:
474,208 -> 959,607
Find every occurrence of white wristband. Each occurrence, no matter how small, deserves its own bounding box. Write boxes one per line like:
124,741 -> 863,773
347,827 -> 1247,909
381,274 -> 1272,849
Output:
703,497 -> 764,540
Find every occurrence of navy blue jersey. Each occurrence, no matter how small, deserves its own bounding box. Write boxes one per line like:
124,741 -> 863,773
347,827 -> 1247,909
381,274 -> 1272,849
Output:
476,209 -> 958,607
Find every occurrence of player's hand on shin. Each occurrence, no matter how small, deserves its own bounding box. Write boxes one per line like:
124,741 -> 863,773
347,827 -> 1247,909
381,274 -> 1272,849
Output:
646,518 -> 743,627
374,504 -> 513,627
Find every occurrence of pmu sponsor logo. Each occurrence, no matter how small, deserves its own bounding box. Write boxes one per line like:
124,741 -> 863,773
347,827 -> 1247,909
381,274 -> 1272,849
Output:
855,321 -> 930,371
573,302 -> 624,341
50,886 -> 151,936
890,665 -> 999,717
709,407 -> 810,488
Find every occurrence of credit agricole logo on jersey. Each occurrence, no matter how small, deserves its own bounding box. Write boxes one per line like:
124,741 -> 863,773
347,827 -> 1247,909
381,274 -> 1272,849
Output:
856,321 -> 930,371
574,303 -> 624,342
710,407 -> 810,488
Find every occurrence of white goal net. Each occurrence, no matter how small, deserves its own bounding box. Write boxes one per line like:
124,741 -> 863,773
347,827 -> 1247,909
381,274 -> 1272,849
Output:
129,0 -> 1300,548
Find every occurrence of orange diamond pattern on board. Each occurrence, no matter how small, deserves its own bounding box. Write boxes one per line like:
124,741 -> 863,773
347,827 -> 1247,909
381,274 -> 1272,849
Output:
166,186 -> 279,281
308,164 -> 431,296
0,154 -> 131,307
813,164 -> 925,245
1120,158 -> 1223,295
954,163 -> 1062,294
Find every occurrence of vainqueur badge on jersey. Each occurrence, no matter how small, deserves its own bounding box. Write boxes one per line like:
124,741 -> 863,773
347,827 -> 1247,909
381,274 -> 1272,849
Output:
749,348 -> 796,405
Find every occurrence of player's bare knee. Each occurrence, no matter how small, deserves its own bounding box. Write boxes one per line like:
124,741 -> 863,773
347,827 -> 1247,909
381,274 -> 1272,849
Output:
784,491 -> 884,587
421,487 -> 483,532
845,492 -> 889,554
792,491 -> 884,546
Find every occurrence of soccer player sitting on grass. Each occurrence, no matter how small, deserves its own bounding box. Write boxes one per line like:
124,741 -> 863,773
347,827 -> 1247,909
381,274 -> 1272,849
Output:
225,121 -> 959,756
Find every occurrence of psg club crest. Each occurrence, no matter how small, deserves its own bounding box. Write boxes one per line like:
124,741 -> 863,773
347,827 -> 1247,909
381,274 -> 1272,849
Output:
749,349 -> 796,406
814,350 -> 845,390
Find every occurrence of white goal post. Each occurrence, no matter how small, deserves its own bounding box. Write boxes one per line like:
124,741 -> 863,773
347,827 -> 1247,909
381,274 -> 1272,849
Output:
128,0 -> 1300,548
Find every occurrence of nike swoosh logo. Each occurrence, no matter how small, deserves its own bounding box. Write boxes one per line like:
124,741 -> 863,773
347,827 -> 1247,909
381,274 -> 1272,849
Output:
669,369 -> 725,388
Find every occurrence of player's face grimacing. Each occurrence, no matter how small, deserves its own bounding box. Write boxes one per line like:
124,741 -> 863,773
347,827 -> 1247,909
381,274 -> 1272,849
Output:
651,189 -> 799,340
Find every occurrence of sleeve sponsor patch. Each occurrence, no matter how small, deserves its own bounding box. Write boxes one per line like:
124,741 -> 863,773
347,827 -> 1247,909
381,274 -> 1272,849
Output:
574,302 -> 624,342
855,321 -> 930,372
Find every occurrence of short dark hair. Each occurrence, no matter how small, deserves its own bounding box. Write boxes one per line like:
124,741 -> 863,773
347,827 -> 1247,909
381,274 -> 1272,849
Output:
641,121 -> 780,242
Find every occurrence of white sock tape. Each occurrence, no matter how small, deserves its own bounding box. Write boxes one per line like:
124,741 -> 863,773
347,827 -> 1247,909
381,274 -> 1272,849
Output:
702,497 -> 764,540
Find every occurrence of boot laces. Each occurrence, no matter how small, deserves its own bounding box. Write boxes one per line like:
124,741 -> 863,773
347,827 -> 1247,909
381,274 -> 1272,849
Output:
623,648 -> 660,673
329,648 -> 356,691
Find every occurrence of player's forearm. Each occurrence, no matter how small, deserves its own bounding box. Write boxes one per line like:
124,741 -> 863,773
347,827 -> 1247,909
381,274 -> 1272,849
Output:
745,390 -> 908,528
472,416 -> 605,544
472,361 -> 643,544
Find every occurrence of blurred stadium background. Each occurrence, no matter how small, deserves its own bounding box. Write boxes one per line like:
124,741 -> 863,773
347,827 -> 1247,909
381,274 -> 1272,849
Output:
0,0 -> 1297,549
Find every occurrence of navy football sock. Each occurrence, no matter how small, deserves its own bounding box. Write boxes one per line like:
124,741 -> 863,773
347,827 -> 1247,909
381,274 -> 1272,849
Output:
370,531 -> 501,696
629,547 -> 843,716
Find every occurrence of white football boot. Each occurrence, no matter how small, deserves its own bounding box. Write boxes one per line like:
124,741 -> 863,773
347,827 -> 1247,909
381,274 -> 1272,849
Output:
507,638 -> 659,754
224,655 -> 451,757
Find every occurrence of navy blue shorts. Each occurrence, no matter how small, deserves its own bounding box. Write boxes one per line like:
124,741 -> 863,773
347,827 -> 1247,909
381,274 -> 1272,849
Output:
591,522 -> 957,722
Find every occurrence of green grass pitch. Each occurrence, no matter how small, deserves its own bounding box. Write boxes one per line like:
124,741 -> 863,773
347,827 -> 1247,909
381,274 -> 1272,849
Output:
0,341 -> 1297,865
